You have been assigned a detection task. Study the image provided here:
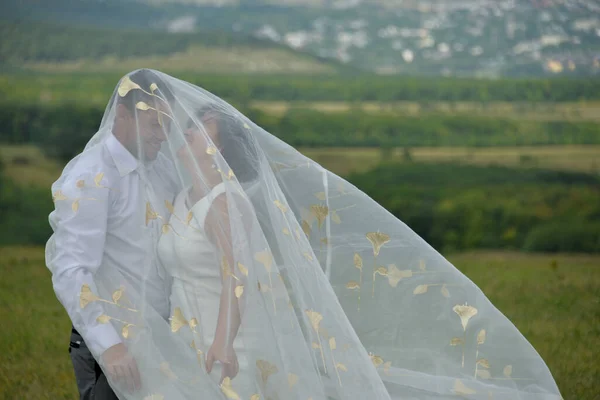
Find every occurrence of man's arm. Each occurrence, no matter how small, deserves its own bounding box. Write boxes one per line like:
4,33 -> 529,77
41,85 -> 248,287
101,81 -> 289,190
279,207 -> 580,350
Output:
47,171 -> 121,356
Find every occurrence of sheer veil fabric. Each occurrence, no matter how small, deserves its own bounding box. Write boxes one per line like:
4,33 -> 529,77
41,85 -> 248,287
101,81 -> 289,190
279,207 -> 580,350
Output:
46,69 -> 562,400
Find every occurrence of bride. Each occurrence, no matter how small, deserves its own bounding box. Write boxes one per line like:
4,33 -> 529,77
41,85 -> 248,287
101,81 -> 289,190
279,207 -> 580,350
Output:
156,104 -> 259,395
50,69 -> 563,400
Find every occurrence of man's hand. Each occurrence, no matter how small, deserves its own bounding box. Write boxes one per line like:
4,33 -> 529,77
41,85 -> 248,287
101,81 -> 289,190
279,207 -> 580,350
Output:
102,343 -> 141,393
205,341 -> 239,383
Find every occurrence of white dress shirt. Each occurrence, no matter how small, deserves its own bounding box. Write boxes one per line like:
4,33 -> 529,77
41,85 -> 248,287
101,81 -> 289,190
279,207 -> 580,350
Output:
46,131 -> 179,356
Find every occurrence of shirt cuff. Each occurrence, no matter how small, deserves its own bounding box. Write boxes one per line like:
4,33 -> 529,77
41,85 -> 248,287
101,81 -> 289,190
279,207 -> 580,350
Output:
85,323 -> 123,356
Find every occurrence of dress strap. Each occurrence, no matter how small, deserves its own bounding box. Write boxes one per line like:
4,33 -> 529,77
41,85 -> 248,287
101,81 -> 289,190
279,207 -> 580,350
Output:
206,181 -> 227,200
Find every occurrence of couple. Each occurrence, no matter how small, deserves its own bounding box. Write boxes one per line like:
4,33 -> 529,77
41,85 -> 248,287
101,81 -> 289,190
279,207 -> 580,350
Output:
46,69 -> 563,400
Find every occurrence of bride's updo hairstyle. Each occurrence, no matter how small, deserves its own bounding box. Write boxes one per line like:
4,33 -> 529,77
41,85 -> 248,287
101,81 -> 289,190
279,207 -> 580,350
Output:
192,104 -> 260,184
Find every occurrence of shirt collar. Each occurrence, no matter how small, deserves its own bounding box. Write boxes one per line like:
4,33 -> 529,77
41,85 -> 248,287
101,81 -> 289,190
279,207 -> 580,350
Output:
105,133 -> 140,177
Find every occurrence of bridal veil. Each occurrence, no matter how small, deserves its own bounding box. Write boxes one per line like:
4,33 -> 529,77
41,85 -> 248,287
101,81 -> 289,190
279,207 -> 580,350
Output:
46,69 -> 562,400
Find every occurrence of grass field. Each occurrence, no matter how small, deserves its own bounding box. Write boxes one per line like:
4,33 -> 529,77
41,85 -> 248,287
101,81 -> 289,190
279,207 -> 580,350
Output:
251,100 -> 600,122
301,145 -> 600,176
22,45 -> 336,76
2,144 -> 599,187
1,73 -> 599,123
0,247 -> 597,399
0,146 -> 62,188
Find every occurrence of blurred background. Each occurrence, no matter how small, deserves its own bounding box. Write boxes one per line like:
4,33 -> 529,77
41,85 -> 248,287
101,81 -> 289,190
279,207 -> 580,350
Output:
0,0 -> 599,399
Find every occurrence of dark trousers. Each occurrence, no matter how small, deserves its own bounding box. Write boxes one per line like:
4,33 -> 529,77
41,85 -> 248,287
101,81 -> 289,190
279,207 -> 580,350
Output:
69,328 -> 118,400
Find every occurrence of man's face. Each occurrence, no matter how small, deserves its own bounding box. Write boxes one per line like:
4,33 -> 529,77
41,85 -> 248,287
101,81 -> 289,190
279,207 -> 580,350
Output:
137,101 -> 171,161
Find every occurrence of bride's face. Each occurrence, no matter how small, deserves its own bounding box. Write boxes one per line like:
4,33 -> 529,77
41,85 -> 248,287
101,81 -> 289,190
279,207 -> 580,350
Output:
177,112 -> 222,170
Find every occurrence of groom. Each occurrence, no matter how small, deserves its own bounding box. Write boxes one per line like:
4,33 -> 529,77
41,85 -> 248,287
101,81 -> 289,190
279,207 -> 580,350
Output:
46,69 -> 180,399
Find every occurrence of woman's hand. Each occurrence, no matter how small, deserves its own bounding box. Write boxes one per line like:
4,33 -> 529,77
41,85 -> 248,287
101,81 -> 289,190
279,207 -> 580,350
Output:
205,341 -> 239,383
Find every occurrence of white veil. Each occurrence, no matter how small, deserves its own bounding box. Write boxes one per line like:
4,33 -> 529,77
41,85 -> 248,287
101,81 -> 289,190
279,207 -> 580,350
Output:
46,69 -> 562,400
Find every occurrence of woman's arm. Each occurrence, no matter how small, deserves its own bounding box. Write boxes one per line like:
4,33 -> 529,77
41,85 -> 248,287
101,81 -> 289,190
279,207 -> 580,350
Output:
203,192 -> 244,381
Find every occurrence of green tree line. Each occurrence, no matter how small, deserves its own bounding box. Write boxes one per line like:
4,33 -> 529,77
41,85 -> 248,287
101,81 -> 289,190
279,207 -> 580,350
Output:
2,156 -> 598,253
349,163 -> 600,253
2,73 -> 600,105
1,103 -> 599,163
208,75 -> 600,102
249,108 -> 600,147
0,20 -> 282,64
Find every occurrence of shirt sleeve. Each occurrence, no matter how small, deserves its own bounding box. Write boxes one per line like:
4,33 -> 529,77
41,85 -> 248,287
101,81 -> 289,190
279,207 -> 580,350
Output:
46,170 -> 121,357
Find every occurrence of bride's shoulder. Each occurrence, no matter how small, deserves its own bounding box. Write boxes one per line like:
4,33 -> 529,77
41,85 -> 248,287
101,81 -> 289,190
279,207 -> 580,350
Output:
184,181 -> 248,212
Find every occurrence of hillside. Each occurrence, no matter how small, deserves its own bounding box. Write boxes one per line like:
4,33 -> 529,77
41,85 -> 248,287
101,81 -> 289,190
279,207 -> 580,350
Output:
0,20 -> 340,74
4,0 -> 599,77
137,0 -> 600,77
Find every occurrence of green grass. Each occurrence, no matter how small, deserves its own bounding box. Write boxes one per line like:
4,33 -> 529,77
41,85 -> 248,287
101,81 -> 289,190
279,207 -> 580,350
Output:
0,145 -> 62,188
0,247 -> 597,399
446,251 -> 600,400
0,247 -> 75,399
1,144 -> 598,188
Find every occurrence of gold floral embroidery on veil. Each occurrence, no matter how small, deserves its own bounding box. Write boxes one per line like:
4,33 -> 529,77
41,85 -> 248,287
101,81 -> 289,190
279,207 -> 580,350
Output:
255,250 -> 276,314
118,76 -> 174,128
169,307 -> 205,370
345,232 -> 529,396
145,200 -> 187,238
220,376 -> 240,399
170,307 -> 199,333
79,284 -> 139,339
53,173 -> 117,213
365,231 -> 390,297
452,303 -> 478,368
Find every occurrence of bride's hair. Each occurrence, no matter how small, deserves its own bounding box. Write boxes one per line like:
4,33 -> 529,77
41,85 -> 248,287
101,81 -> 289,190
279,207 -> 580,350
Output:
193,104 -> 260,184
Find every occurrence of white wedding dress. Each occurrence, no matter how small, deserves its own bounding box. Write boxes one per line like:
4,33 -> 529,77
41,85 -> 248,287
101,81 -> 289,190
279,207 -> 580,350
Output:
157,182 -> 259,398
